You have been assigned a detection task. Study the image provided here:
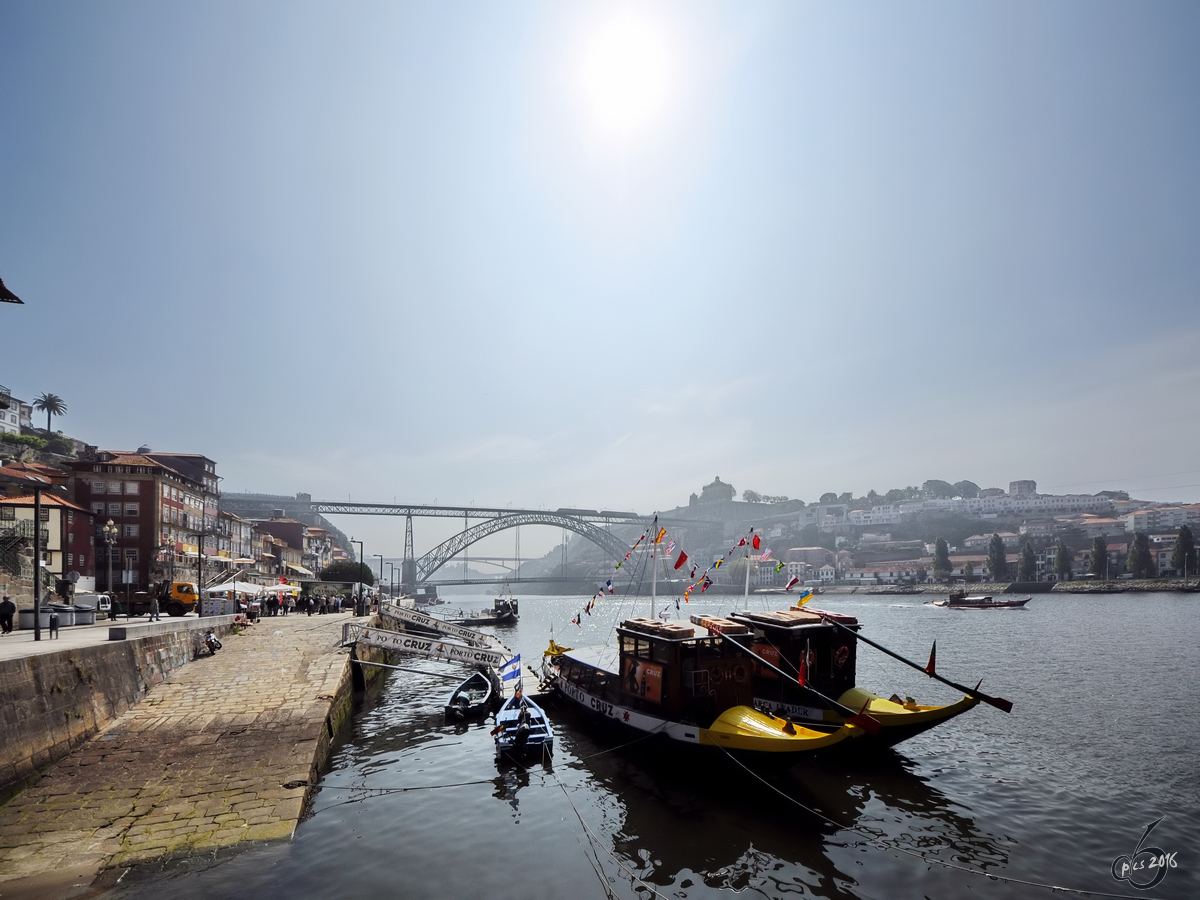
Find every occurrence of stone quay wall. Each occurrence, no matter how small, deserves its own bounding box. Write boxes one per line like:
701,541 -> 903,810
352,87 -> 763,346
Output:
0,613 -> 358,889
0,617 -> 239,803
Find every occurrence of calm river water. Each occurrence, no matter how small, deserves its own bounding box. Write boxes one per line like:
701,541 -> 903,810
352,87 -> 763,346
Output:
105,591 -> 1199,899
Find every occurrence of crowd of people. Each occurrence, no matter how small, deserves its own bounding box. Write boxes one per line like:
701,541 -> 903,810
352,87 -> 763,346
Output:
241,592 -> 372,622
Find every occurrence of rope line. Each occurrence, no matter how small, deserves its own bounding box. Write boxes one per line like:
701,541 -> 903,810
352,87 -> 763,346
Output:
717,747 -> 1171,900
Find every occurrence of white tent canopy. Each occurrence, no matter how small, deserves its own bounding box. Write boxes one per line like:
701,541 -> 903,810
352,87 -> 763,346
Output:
204,581 -> 265,596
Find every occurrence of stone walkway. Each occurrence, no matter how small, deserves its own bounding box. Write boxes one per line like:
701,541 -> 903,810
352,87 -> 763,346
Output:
0,613 -> 353,887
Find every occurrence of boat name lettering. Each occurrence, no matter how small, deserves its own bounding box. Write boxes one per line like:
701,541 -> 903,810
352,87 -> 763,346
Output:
589,697 -> 614,717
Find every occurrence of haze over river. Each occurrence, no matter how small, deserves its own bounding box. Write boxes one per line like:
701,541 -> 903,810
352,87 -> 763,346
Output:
104,591 -> 1199,899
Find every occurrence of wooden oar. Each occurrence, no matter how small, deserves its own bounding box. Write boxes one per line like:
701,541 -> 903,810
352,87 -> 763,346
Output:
812,614 -> 1014,713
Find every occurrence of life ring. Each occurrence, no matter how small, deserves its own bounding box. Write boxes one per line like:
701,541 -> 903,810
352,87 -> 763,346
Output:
834,645 -> 850,667
710,667 -> 725,686
732,664 -> 748,683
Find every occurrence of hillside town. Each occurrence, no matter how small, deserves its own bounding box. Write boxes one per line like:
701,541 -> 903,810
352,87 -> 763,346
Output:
3,379 -> 1198,609
1,383 -> 355,607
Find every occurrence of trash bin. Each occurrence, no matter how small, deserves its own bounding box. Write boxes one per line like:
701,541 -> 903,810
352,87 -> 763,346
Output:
72,606 -> 97,625
18,609 -> 52,630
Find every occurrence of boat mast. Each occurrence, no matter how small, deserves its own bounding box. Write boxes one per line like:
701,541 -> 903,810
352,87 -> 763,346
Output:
743,537 -> 752,610
650,530 -> 658,618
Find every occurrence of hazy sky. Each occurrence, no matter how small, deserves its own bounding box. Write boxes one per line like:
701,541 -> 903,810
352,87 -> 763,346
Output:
2,1 -> 1198,558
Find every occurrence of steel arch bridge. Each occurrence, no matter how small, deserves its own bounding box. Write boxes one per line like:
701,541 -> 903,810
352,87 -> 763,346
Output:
414,511 -> 632,583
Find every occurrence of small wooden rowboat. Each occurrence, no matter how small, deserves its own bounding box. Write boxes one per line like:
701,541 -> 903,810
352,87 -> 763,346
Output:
494,692 -> 553,760
445,671 -> 496,720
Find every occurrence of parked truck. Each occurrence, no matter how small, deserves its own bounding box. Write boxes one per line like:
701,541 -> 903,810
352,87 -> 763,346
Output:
113,581 -> 201,617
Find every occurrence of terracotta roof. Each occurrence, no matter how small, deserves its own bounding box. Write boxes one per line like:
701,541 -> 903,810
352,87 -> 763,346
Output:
1,494 -> 91,513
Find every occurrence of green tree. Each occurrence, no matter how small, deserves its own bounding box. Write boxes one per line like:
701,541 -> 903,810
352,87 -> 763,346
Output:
819,492 -> 838,504
986,533 -> 1008,582
33,392 -> 67,433
931,537 -> 952,581
952,480 -> 981,499
1127,532 -> 1154,579
963,560 -> 975,581
742,490 -> 762,503
922,479 -> 955,499
1170,525 -> 1196,578
1088,537 -> 1108,578
1054,540 -> 1073,580
1017,541 -> 1036,581
319,560 -> 375,586
866,489 -> 880,505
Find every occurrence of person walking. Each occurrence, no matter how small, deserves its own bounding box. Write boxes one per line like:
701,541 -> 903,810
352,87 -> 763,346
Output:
0,594 -> 16,634
149,592 -> 161,622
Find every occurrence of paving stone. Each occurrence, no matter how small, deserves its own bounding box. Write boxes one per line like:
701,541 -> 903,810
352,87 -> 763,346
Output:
0,614 -> 353,884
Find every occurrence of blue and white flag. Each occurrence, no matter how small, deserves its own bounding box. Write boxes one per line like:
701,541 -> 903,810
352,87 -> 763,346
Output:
499,654 -> 522,681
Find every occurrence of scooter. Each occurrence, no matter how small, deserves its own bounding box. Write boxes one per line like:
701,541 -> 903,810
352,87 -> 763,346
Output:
204,630 -> 222,655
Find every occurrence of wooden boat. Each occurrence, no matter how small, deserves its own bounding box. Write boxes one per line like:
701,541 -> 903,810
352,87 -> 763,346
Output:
453,597 -> 518,627
493,691 -> 553,760
544,617 -> 864,757
444,670 -> 497,720
933,591 -> 1031,609
545,604 -> 984,752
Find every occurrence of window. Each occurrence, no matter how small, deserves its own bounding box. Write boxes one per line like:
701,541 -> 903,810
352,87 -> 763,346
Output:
68,553 -> 74,565
67,511 -> 74,525
78,554 -> 85,567
125,503 -> 139,516
92,481 -> 104,494
108,481 -> 121,494
68,532 -> 75,545
0,506 -> 13,521
124,549 -> 138,561
125,481 -> 139,495
39,508 -> 49,522
124,525 -> 139,538
92,502 -> 105,516
162,484 -> 170,497
108,503 -> 121,516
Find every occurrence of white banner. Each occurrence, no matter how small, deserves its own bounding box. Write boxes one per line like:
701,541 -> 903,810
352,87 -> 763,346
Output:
356,627 -> 508,668
380,602 -> 492,647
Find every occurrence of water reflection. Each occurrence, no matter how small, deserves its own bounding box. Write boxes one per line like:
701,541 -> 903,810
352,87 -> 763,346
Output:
551,699 -> 1008,898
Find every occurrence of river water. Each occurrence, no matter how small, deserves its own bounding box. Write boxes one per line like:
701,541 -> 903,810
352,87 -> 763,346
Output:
104,591 -> 1199,899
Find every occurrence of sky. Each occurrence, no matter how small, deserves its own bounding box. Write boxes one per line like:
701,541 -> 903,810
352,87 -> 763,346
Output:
2,1 -> 1199,560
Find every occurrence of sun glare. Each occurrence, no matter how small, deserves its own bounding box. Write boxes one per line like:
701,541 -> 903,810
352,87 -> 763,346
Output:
582,13 -> 670,135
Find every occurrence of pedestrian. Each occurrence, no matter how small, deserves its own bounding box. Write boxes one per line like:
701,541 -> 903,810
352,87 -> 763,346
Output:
149,592 -> 161,622
0,594 -> 15,634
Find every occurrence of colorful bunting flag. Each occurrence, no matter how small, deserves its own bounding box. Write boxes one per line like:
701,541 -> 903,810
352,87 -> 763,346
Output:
752,534 -> 761,550
605,579 -> 614,594
701,575 -> 714,592
673,551 -> 688,571
655,527 -> 667,544
785,575 -> 800,591
775,560 -> 785,572
760,548 -> 773,562
666,539 -> 675,553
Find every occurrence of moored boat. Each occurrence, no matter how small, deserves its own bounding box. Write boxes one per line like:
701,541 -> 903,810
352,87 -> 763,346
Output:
493,691 -> 553,760
543,617 -> 865,758
454,596 -> 518,627
445,670 -> 498,720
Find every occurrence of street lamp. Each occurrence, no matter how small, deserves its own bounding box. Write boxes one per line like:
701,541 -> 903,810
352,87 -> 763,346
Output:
102,519 -> 118,606
386,561 -> 394,598
351,539 -> 364,616
372,553 -> 383,605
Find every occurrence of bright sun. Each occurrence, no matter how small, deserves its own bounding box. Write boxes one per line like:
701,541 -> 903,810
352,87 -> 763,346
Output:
582,13 -> 669,135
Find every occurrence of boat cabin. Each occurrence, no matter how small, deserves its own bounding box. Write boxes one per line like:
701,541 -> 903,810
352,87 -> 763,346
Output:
725,607 -> 860,717
556,616 -> 758,727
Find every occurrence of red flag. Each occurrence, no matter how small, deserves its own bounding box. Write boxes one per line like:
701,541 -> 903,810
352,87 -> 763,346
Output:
673,551 -> 688,571
738,537 -> 746,547
846,701 -> 882,736
752,534 -> 761,550
689,564 -> 697,578
925,641 -> 937,676
701,575 -> 713,592
785,575 -> 800,591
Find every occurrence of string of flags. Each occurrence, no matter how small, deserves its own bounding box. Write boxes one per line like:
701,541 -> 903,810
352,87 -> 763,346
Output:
565,513 -> 807,627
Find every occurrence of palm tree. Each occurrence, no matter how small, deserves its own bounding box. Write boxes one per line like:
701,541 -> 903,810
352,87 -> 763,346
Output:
33,392 -> 67,432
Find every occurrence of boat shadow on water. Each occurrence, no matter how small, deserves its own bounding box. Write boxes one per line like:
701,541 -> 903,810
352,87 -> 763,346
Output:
546,699 -> 1010,899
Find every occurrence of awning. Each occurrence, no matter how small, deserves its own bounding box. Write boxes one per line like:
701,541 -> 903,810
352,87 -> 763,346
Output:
286,563 -> 315,576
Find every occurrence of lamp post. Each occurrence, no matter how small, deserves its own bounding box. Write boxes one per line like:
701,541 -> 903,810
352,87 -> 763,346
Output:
372,553 -> 383,606
351,539 -> 364,616
386,562 -> 394,598
102,519 -> 118,612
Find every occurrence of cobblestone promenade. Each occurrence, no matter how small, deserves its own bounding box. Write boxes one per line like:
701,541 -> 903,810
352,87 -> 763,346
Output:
0,613 -> 353,887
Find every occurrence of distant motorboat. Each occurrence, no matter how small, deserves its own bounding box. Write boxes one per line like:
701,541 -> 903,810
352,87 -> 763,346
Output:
933,590 -> 1031,609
